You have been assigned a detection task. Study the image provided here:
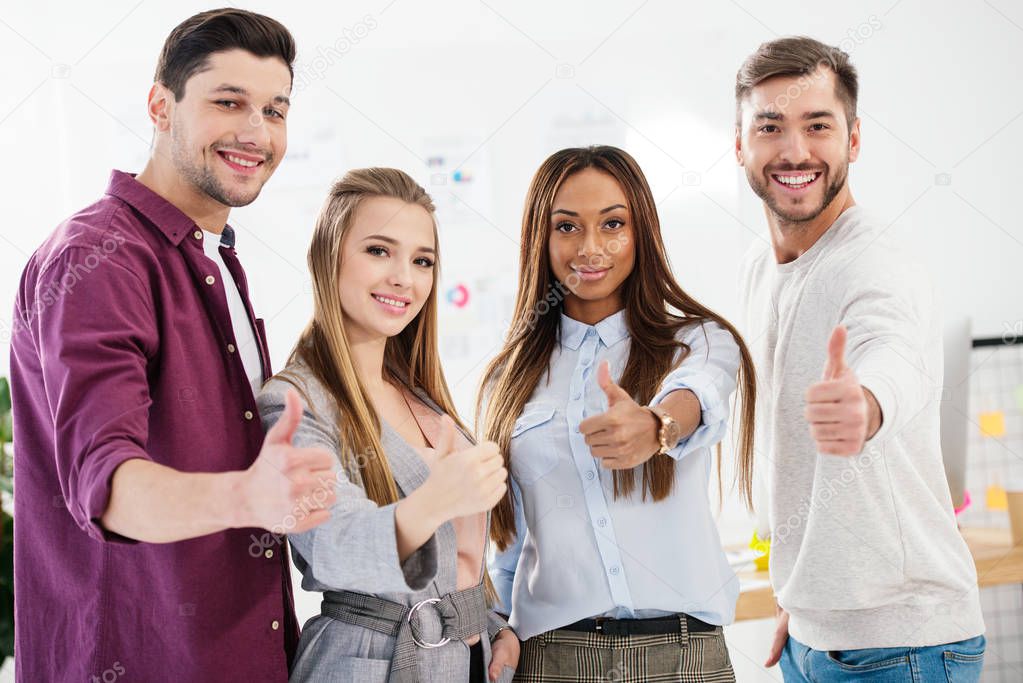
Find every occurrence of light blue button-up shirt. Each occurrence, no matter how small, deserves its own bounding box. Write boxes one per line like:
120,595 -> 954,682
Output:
490,309 -> 741,640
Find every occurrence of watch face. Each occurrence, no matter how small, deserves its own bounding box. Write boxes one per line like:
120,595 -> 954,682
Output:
665,420 -> 683,448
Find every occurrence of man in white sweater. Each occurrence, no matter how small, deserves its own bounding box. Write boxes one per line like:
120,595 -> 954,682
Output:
734,37 -> 986,681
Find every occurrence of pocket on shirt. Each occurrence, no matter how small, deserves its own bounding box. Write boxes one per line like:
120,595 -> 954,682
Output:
509,404 -> 559,484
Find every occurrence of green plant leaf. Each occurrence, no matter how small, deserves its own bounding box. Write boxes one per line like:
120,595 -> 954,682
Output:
0,378 -> 9,416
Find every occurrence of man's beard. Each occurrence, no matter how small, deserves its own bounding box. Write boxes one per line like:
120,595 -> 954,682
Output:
171,130 -> 270,208
747,160 -> 848,224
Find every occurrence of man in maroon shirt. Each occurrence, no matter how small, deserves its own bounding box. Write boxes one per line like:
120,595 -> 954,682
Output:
9,9 -> 336,682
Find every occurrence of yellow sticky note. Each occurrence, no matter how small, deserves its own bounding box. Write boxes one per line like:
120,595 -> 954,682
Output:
987,485 -> 1008,511
749,531 -> 770,572
979,411 -> 1006,438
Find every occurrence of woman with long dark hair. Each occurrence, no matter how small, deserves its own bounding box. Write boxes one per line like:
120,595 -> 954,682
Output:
479,146 -> 755,682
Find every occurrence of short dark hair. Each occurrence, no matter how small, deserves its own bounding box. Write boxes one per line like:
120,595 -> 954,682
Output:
155,8 -> 296,101
735,36 -> 858,128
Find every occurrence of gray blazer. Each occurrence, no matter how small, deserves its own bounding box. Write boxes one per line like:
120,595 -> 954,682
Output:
257,362 -> 514,683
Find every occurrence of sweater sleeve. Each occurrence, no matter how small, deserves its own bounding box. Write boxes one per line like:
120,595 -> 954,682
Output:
837,257 -> 938,447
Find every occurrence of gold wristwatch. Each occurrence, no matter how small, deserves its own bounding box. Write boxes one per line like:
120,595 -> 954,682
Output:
649,405 -> 682,455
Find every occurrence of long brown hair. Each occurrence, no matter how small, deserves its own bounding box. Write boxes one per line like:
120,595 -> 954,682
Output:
477,146 -> 757,551
277,168 -> 467,505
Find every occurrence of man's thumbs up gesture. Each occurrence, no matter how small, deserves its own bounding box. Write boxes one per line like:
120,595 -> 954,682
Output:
579,361 -> 662,469
239,389 -> 338,533
804,326 -> 882,456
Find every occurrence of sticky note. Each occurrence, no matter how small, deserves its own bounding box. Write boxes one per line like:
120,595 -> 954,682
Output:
749,531 -> 770,572
979,411 -> 1006,438
987,485 -> 1008,511
1015,385 -> 1023,414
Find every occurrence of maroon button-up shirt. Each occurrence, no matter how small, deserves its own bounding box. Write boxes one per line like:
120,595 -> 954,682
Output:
10,170 -> 299,682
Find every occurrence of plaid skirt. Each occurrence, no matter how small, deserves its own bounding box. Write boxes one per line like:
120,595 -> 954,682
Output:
513,621 -> 735,683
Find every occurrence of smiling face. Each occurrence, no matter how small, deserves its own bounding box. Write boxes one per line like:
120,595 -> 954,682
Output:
338,196 -> 437,344
548,167 -> 636,323
163,48 -> 291,207
736,67 -> 860,224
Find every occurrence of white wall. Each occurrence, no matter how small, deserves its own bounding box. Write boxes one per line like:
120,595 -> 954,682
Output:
1,1 -> 1021,679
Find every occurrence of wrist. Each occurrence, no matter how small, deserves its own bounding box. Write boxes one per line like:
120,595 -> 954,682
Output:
648,405 -> 682,455
862,386 -> 882,440
400,485 -> 447,532
219,469 -> 252,530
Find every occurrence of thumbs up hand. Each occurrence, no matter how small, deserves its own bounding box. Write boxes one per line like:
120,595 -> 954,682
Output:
239,389 -> 338,533
804,326 -> 879,456
416,415 -> 507,522
579,360 -> 662,470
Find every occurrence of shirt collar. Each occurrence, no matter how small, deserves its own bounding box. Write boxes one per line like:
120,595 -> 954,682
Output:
559,309 -> 629,350
104,170 -> 200,247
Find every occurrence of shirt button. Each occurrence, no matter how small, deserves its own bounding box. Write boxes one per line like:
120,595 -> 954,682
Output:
597,517 -> 607,528
227,343 -> 236,353
264,549 -> 274,559
609,566 -> 620,576
193,230 -> 202,240
244,410 -> 254,420
271,620 -> 280,631
585,471 -> 596,480
205,275 -> 216,285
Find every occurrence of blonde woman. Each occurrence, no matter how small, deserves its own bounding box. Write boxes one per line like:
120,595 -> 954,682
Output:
258,168 -> 519,683
480,146 -> 756,682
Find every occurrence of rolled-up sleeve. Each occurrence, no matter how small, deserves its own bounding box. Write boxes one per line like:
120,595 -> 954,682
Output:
33,248 -> 158,543
257,381 -> 439,594
650,321 -> 740,460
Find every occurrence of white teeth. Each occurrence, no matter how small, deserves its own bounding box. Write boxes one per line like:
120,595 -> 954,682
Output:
373,295 -> 407,308
225,154 -> 259,167
776,173 -> 818,185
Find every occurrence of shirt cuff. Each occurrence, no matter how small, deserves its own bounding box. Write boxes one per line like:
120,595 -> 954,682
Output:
387,503 -> 440,592
80,450 -> 153,544
650,371 -> 728,460
860,373 -> 898,448
487,610 -> 510,640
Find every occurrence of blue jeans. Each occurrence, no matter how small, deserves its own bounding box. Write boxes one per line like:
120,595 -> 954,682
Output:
779,634 -> 985,682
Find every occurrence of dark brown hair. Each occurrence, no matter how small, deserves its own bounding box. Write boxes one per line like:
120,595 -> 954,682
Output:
477,145 -> 757,551
735,36 -> 858,127
155,9 -> 296,101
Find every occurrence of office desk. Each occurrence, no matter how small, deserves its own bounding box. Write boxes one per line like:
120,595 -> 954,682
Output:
735,527 -> 1023,621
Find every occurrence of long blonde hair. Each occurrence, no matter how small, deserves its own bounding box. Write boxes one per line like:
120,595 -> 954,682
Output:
477,146 -> 757,551
278,168 -> 467,505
